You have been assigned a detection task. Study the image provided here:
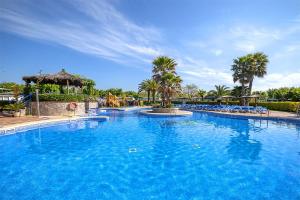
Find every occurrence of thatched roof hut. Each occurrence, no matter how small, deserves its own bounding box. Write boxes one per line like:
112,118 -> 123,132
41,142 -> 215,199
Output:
23,69 -> 83,87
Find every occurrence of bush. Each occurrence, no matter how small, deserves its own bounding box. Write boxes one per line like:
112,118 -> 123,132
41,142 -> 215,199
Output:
32,94 -> 98,102
249,102 -> 300,112
172,100 -> 300,112
3,103 -> 25,111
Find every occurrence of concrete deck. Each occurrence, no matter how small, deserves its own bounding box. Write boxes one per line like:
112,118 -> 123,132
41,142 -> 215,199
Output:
191,109 -> 300,122
0,115 -> 109,134
99,106 -> 151,111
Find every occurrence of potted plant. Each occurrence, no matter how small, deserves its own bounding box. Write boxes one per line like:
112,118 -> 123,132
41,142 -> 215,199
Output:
3,103 -> 26,117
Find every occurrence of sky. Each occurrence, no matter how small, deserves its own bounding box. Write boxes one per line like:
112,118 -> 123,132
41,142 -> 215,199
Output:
0,0 -> 300,91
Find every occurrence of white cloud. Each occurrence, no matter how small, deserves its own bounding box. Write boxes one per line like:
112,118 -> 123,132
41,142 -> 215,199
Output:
0,0 -> 162,66
229,26 -> 281,52
254,72 -> 300,91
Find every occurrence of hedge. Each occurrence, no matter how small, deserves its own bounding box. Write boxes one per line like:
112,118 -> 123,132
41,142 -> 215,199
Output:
172,101 -> 300,112
249,102 -> 300,112
32,94 -> 98,102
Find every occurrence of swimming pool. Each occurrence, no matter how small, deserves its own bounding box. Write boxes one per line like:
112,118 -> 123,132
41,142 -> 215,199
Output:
0,110 -> 300,199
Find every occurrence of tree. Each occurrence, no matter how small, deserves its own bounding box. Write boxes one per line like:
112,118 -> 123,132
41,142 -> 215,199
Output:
231,56 -> 250,103
147,80 -> 159,103
231,86 -> 249,98
138,79 -> 151,102
152,56 -> 182,107
211,85 -> 230,97
246,52 -> 268,95
184,84 -> 198,100
196,89 -> 206,101
0,82 -> 25,94
106,88 -> 123,96
124,91 -> 139,99
82,78 -> 96,95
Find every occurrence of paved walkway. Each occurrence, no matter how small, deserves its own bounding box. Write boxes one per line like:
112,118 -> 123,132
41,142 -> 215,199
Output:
193,110 -> 300,121
0,116 -> 53,127
0,115 -> 109,134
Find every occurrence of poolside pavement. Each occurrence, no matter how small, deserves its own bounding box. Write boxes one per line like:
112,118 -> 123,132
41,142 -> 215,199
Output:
193,110 -> 300,122
0,115 -> 109,134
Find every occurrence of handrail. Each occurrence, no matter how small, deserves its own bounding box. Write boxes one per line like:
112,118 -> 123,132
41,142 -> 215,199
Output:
297,104 -> 300,118
20,93 -> 32,103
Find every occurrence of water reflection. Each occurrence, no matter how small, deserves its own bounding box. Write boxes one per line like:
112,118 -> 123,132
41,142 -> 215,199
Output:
194,113 -> 264,161
227,133 -> 262,161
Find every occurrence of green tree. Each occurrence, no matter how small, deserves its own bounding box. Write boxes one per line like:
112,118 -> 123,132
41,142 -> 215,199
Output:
106,88 -> 123,96
231,56 -> 250,103
0,82 -> 25,93
211,85 -> 230,97
147,80 -> 159,103
196,89 -> 206,101
231,52 -> 268,105
184,84 -> 198,100
138,79 -> 151,102
246,52 -> 268,95
152,56 -> 182,107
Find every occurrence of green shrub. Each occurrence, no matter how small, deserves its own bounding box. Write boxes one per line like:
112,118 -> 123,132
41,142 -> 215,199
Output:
3,103 -> 25,111
249,102 -> 300,112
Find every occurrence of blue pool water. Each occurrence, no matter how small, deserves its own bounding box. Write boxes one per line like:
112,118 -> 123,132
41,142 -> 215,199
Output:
0,110 -> 300,200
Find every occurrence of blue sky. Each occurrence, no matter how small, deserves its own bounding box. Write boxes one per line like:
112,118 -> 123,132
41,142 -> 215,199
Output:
0,0 -> 300,91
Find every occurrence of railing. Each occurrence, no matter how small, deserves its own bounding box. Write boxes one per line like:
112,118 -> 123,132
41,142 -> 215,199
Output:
20,93 -> 33,115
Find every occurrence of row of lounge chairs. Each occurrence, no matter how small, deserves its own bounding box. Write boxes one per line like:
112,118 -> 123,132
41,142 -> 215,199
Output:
176,104 -> 269,114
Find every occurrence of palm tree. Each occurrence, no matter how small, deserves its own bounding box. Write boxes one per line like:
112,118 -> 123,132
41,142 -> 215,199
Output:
247,52 -> 268,95
231,86 -> 249,98
152,56 -> 182,107
138,79 -> 151,102
212,85 -> 230,97
164,74 -> 182,106
147,80 -> 158,103
231,56 -> 249,96
196,89 -> 206,101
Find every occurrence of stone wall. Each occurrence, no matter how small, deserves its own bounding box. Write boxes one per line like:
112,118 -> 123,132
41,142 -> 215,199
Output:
30,101 -> 98,116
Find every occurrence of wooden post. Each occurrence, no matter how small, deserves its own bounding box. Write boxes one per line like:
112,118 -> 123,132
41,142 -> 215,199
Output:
67,80 -> 69,94
35,88 -> 40,118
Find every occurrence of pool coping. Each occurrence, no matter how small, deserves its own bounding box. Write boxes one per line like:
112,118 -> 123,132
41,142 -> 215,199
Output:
190,109 -> 300,123
0,115 -> 109,136
99,106 -> 151,111
140,109 -> 193,116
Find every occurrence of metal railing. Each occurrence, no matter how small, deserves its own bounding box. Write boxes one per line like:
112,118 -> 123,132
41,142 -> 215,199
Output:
297,105 -> 300,118
20,93 -> 33,115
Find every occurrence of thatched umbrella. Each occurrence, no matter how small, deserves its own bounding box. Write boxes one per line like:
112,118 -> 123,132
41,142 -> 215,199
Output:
23,69 -> 83,90
241,95 -> 260,106
221,95 -> 235,105
23,69 -> 84,117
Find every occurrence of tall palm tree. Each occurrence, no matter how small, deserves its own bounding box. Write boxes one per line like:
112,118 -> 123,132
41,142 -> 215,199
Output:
231,56 -> 249,96
247,52 -> 268,95
152,56 -> 182,107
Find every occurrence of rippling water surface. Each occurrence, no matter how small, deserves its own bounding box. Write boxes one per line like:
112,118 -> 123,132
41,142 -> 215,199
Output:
0,110 -> 300,199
